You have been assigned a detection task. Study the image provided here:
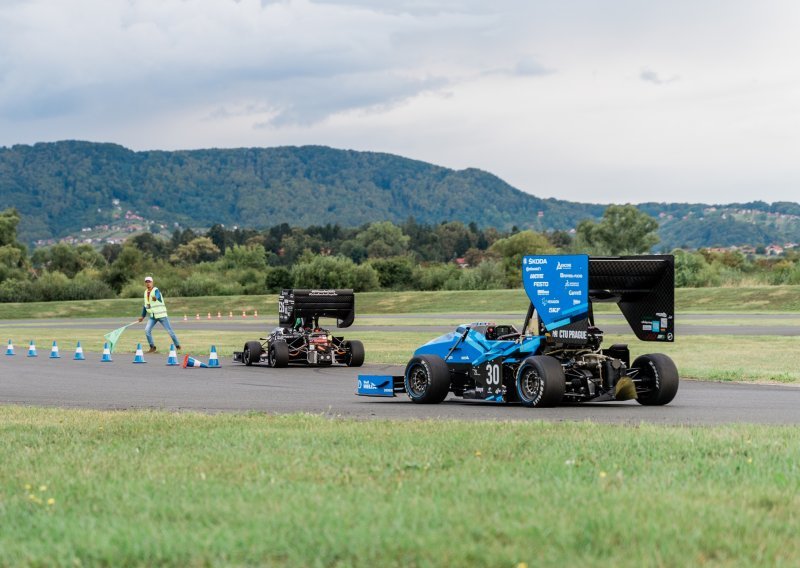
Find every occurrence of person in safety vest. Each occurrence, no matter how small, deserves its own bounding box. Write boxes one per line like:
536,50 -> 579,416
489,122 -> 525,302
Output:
137,276 -> 181,353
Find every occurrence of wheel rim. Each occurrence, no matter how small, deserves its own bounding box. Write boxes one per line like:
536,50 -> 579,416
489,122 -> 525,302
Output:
407,365 -> 429,397
518,366 -> 543,403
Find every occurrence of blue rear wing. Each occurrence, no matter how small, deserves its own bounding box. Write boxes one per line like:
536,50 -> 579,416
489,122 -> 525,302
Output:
523,254 -> 675,342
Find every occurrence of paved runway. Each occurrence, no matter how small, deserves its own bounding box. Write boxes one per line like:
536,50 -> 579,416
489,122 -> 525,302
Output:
2,355 -> 798,424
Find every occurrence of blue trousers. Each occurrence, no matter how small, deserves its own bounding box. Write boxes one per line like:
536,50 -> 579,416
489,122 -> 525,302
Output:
145,317 -> 180,348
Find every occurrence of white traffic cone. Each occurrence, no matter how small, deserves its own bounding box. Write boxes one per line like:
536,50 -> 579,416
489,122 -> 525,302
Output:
207,345 -> 220,367
132,343 -> 147,364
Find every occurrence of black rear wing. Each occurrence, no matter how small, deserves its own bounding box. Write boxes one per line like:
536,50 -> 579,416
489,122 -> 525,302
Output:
278,289 -> 355,329
589,255 -> 674,342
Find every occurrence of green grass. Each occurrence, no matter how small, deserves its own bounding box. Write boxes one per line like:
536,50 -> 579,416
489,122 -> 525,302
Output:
2,285 -> 800,320
1,407 -> 798,567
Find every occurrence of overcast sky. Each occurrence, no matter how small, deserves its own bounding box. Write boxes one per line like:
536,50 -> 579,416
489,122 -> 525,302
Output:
1,0 -> 799,205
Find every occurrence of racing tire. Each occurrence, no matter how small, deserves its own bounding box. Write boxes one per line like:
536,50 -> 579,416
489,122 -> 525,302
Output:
515,356 -> 565,408
404,355 -> 450,404
269,341 -> 290,368
633,353 -> 679,406
243,341 -> 263,366
344,340 -> 365,367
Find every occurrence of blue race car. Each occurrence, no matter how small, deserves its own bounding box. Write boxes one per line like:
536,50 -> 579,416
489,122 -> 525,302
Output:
358,254 -> 678,407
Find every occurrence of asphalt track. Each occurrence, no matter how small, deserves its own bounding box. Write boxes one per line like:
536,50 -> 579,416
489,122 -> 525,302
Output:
1,354 -> 798,424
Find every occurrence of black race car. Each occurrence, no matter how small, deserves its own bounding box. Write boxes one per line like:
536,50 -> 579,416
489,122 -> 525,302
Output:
233,289 -> 364,367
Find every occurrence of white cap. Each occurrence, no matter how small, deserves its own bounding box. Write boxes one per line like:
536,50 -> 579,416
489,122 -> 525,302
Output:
144,276 -> 153,282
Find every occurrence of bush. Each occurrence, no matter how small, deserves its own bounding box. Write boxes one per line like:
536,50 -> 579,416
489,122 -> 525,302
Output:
291,256 -> 380,291
265,267 -> 292,293
367,256 -> 414,289
411,263 -> 461,291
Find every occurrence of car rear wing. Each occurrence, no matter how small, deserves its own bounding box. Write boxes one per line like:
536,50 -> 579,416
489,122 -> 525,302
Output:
278,289 -> 356,329
522,254 -> 674,342
588,255 -> 674,341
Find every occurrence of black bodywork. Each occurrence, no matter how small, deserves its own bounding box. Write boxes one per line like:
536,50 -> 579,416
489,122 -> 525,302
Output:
233,289 -> 365,367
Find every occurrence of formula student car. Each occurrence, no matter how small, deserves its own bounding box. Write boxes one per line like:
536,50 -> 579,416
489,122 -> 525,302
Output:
357,254 -> 678,407
233,289 -> 365,367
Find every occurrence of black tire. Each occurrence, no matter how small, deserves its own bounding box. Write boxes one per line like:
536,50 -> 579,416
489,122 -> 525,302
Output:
515,356 -> 565,408
404,355 -> 450,404
633,353 -> 679,406
243,341 -> 263,366
269,341 -> 289,368
344,340 -> 365,367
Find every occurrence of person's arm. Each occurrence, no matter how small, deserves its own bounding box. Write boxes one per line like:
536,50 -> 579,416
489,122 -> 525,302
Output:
138,305 -> 146,322
154,289 -> 163,302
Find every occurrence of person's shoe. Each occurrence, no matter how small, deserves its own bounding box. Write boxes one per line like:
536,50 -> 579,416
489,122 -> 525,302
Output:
147,346 -> 157,353
175,345 -> 182,351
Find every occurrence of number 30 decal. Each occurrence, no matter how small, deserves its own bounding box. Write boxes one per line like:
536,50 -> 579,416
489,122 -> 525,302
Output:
485,363 -> 501,385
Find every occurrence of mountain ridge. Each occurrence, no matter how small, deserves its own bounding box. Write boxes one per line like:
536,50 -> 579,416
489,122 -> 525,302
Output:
2,140 -> 799,250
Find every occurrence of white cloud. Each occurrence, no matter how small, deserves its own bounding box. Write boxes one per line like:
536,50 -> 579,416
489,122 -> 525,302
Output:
2,0 -> 800,204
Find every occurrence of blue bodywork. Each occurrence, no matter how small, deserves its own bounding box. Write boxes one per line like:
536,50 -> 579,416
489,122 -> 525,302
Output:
357,253 -> 676,405
413,324 -> 544,366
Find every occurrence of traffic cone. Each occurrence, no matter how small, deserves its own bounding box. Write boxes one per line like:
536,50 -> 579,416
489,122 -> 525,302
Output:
5,339 -> 14,356
182,355 -> 209,368
100,342 -> 112,362
73,341 -> 85,360
49,341 -> 61,359
196,313 -> 200,320
207,312 -> 211,319
217,311 -> 222,319
27,341 -> 37,357
242,310 -> 247,318
132,343 -> 147,364
183,314 -> 188,321
207,345 -> 220,368
254,310 -> 258,317
166,344 -> 179,366
229,311 -> 233,318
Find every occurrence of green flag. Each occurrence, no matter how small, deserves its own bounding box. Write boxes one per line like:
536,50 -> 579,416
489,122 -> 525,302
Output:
104,322 -> 137,353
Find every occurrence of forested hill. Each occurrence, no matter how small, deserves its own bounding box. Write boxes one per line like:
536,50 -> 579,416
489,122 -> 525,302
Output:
3,141 -> 800,249
1,141 -> 604,244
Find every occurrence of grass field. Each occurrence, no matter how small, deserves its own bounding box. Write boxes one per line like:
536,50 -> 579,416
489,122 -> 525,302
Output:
1,285 -> 800,320
1,407 -> 798,567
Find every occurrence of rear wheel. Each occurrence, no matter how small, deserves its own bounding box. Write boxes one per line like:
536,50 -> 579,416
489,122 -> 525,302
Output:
243,341 -> 262,366
404,355 -> 450,404
633,353 -> 679,406
515,356 -> 565,408
269,341 -> 289,368
344,340 -> 365,367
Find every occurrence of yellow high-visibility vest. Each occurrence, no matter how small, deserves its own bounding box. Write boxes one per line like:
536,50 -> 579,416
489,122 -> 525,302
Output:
144,287 -> 168,319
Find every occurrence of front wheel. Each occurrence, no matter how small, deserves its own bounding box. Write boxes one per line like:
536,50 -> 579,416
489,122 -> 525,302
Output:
404,355 -> 450,404
515,356 -> 565,408
269,341 -> 289,368
344,340 -> 365,367
243,341 -> 262,366
633,353 -> 679,406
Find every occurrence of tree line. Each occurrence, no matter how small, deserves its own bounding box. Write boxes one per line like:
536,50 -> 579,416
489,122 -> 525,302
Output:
1,206 -> 799,303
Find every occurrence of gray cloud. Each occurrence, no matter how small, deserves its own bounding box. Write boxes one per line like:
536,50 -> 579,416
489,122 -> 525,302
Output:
640,68 -> 679,85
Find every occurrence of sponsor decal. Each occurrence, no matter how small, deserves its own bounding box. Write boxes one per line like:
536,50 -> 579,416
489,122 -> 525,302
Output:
568,290 -> 582,296
553,328 -> 588,340
532,281 -> 549,287
528,258 -> 547,265
309,289 -> 338,296
556,262 -> 572,270
537,289 -> 549,296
